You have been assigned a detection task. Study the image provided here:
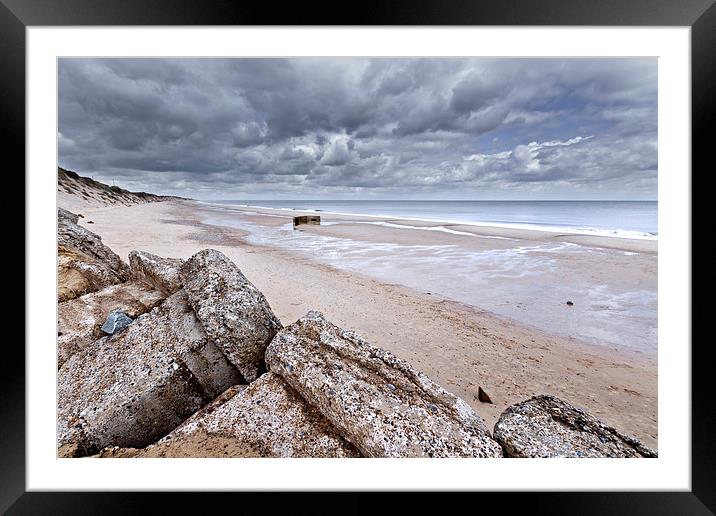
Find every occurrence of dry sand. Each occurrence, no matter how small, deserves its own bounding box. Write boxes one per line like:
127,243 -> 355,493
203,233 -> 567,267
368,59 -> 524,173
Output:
65,199 -> 658,449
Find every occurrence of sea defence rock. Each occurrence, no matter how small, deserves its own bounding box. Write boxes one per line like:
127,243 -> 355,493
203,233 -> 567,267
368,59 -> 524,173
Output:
95,374 -> 360,458
493,395 -> 657,458
180,249 -> 283,382
58,291 -> 244,455
58,209 -> 131,301
265,311 -> 503,458
57,280 -> 165,368
58,207 -> 79,225
129,250 -> 183,295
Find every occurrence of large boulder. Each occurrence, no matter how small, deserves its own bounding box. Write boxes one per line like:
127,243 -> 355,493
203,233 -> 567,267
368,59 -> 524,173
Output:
129,250 -> 183,295
493,395 -> 657,458
265,311 -> 502,458
57,281 -> 165,368
179,249 -> 283,382
58,291 -> 244,456
58,210 -> 131,301
95,374 -> 360,458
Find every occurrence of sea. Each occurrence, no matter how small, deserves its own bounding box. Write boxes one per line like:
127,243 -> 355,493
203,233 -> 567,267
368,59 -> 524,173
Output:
211,200 -> 657,239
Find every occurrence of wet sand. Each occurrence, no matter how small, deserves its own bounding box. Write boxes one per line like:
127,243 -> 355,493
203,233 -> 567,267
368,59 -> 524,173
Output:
198,201 -> 658,353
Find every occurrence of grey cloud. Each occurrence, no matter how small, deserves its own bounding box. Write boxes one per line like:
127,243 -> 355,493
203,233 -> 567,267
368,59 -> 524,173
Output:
231,122 -> 268,148
450,73 -> 504,113
378,70 -> 414,96
320,137 -> 356,166
58,57 -> 657,199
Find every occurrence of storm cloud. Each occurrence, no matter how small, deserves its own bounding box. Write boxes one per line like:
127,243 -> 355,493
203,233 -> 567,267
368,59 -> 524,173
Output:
58,58 -> 657,199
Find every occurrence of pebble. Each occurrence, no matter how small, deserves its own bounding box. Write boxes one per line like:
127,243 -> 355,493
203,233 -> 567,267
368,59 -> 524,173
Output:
100,310 -> 133,335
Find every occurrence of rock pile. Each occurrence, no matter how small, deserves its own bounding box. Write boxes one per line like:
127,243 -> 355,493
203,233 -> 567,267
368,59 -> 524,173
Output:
58,291 -> 245,455
96,374 -> 360,458
57,208 -> 656,458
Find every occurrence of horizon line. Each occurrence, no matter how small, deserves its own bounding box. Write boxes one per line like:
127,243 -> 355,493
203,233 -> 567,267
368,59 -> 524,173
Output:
200,198 -> 658,202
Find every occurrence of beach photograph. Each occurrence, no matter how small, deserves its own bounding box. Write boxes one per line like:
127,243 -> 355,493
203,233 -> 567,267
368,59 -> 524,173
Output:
56,57 -> 658,459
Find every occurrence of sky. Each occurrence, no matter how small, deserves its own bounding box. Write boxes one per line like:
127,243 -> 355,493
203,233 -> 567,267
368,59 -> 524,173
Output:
58,58 -> 657,200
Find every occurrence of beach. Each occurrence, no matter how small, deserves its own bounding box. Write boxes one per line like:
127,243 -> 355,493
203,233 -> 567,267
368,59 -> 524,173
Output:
61,195 -> 658,449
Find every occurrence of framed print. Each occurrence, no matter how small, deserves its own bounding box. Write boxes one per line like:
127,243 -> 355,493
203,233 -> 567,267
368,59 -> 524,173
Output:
6,0 -> 712,513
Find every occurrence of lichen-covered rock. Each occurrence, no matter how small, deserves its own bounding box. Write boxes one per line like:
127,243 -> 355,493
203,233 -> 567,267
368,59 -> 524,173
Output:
129,250 -> 183,295
493,395 -> 657,458
94,374 -> 360,458
179,249 -> 283,382
58,210 -> 131,301
58,291 -> 243,455
57,281 -> 165,368
265,311 -> 502,458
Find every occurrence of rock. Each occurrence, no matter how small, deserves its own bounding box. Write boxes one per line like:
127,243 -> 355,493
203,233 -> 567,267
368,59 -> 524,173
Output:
91,445 -> 141,458
58,248 -> 127,303
94,374 -> 360,458
58,210 -> 131,301
57,281 -> 165,368
478,386 -> 493,404
180,249 -> 283,382
58,442 -> 83,458
128,250 -> 183,295
265,311 -> 503,458
100,310 -> 133,335
58,290 -> 244,454
493,395 -> 657,458
58,207 -> 79,225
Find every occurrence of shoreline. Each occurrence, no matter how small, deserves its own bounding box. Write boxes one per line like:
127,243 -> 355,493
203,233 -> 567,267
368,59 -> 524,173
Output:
195,199 -> 658,254
188,205 -> 657,360
196,200 -> 658,352
196,199 -> 658,245
64,198 -> 657,448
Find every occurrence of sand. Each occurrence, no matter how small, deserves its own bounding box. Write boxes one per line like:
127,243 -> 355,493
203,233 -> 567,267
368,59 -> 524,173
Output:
64,199 -> 658,449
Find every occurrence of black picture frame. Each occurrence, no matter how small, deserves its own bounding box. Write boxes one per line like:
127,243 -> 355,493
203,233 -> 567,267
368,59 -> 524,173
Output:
6,0 -> 711,513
